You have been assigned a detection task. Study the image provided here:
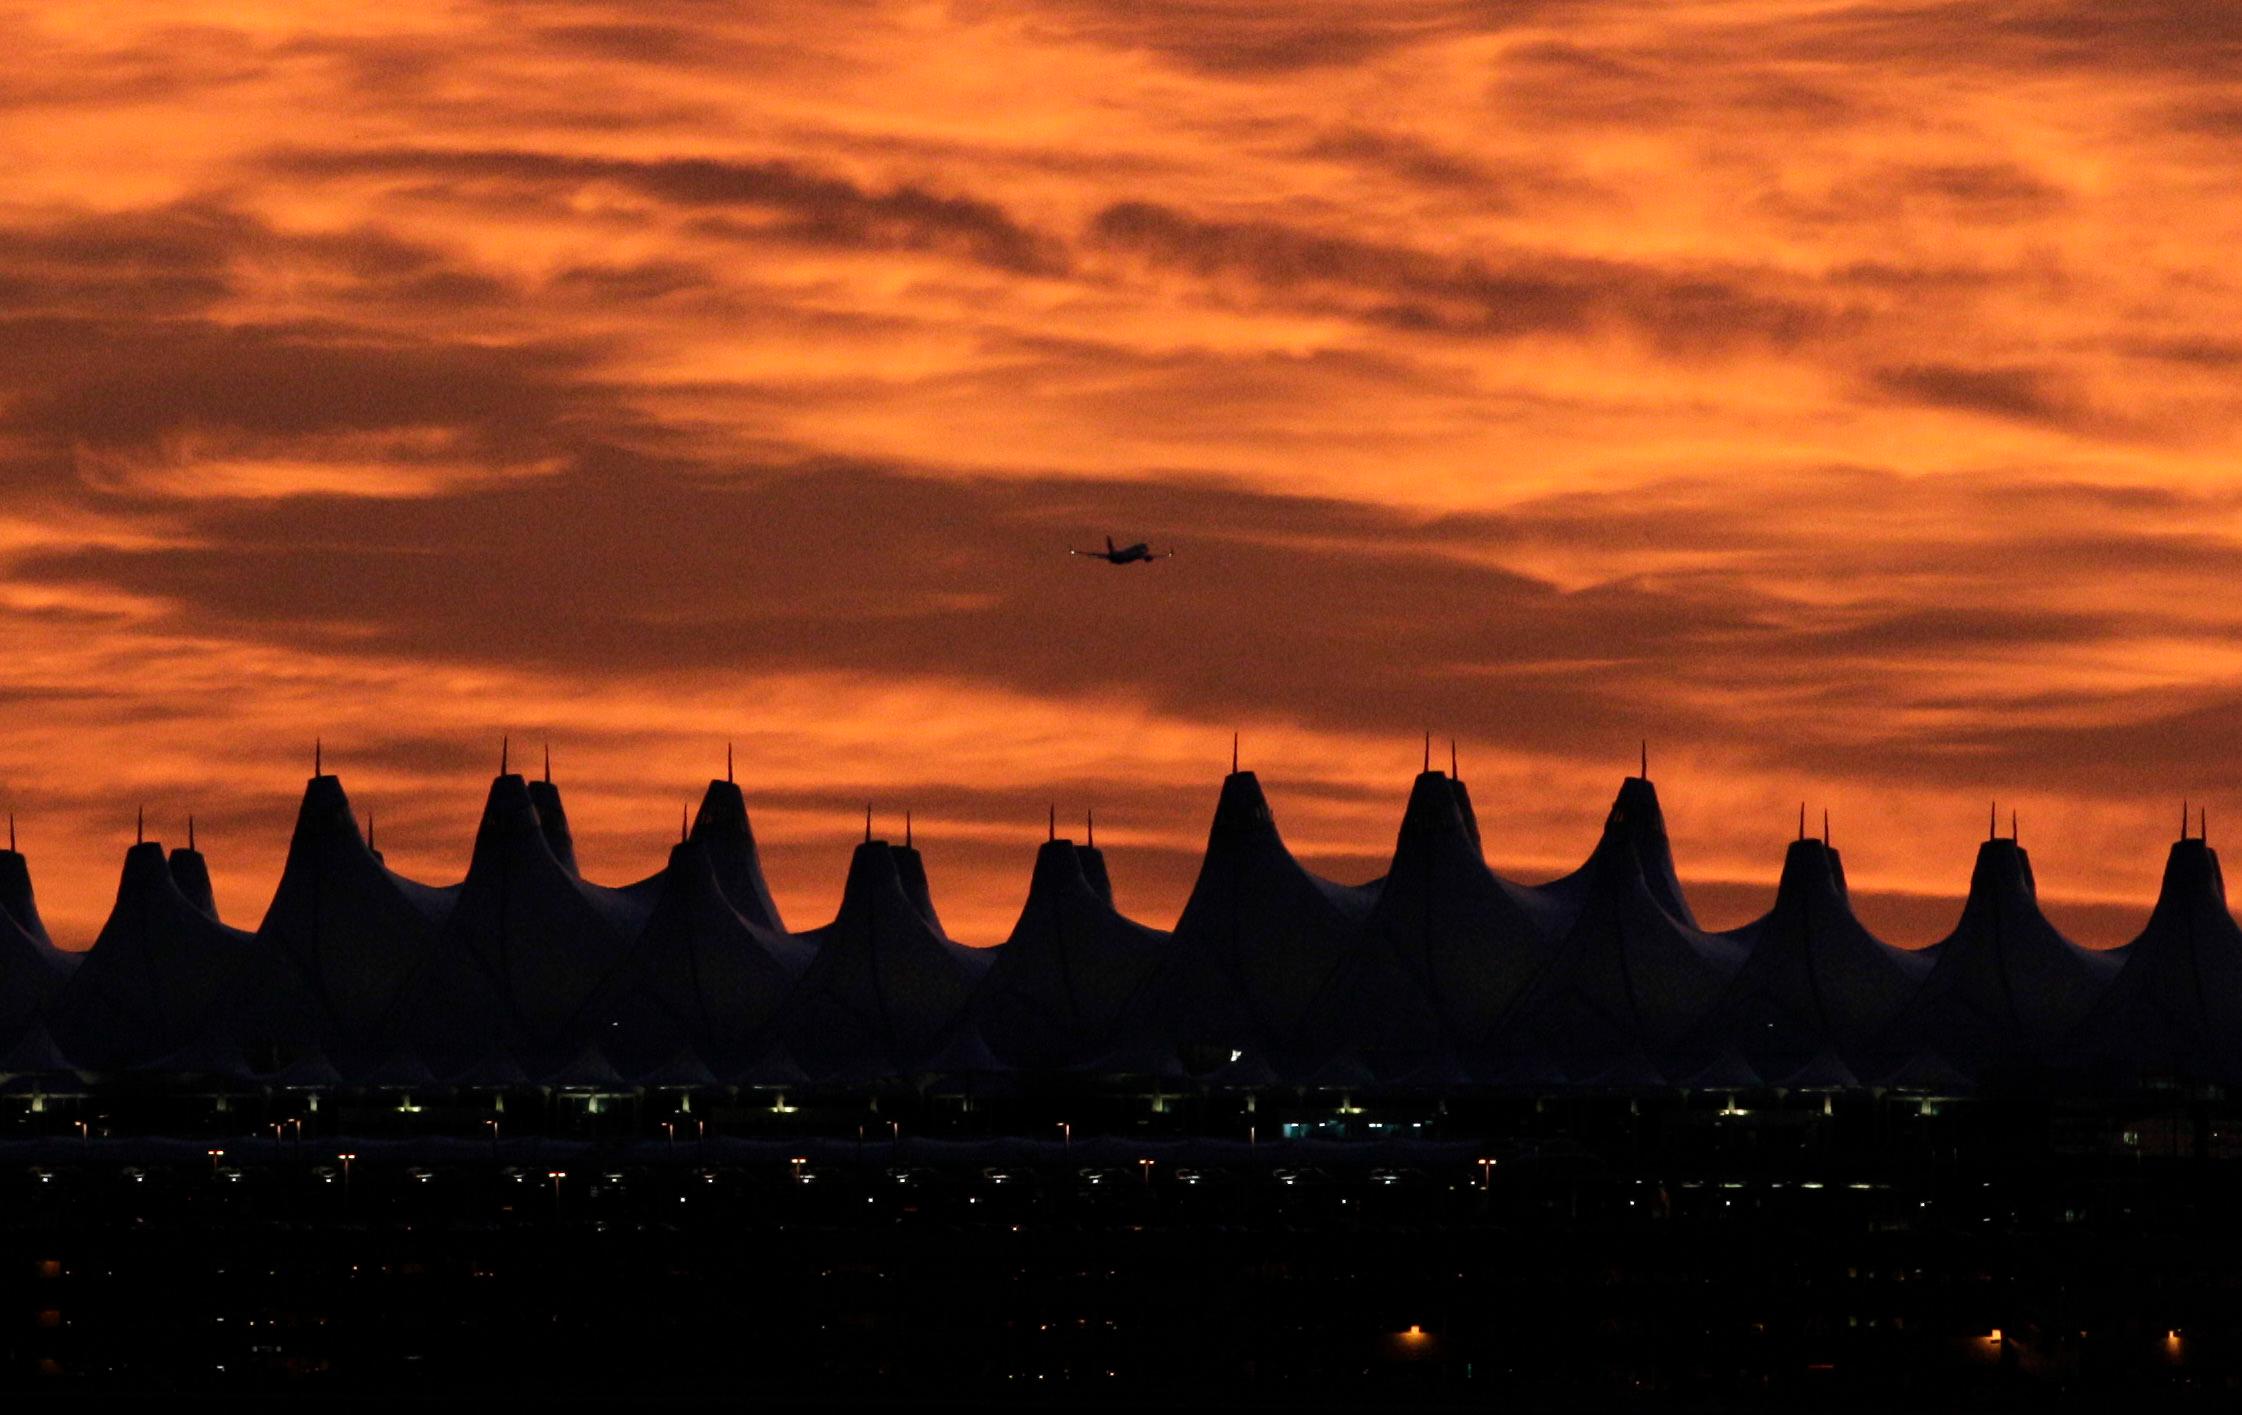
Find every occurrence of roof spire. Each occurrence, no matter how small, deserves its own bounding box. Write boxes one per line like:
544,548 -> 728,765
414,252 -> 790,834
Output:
1449,739 -> 1457,778
1799,802 -> 1805,841
1231,731 -> 1238,775
1423,732 -> 1430,773
864,803 -> 872,844
1989,799 -> 1995,842
905,810 -> 913,848
2011,809 -> 2018,842
1640,739 -> 1648,779
681,803 -> 688,844
501,735 -> 509,776
2203,805 -> 2209,844
2183,799 -> 2190,841
365,810 -> 374,851
1822,808 -> 1829,848
136,804 -> 144,846
1086,807 -> 1095,848
315,737 -> 323,776
1048,802 -> 1056,842
6,813 -> 13,852
187,814 -> 195,851
542,740 -> 550,784
726,741 -> 734,784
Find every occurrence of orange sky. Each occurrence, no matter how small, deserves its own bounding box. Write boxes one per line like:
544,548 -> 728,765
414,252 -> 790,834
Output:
3,1 -> 2240,949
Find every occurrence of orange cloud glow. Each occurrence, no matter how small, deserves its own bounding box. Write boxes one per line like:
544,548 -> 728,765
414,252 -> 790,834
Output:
3,2 -> 2240,949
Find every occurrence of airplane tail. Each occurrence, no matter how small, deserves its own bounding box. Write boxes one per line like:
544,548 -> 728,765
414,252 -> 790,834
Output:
1106,535 -> 1115,553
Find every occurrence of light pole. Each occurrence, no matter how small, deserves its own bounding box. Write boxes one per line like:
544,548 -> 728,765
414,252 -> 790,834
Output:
547,1169 -> 566,1219
207,1147 -> 224,1179
1477,1157 -> 1496,1190
338,1151 -> 356,1209
1138,1158 -> 1153,1186
1057,1121 -> 1071,1151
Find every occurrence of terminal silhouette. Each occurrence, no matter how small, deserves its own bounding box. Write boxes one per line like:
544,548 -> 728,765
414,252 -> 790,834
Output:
4,741 -> 2235,1093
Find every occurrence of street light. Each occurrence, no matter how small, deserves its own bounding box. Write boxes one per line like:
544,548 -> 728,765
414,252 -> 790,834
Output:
1138,1158 -> 1154,1186
548,1170 -> 566,1218
1477,1158 -> 1496,1190
207,1148 -> 224,1178
338,1152 -> 357,1208
1058,1121 -> 1071,1150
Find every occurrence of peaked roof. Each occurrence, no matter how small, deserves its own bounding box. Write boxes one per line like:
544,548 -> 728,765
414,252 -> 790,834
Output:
526,777 -> 580,877
1693,837 -> 1929,1074
1118,770 -> 1378,1058
392,773 -> 649,1069
637,1042 -> 719,1088
47,839 -> 256,1069
0,1023 -> 77,1078
233,773 -> 455,1057
892,842 -> 946,934
1076,842 -> 1117,907
1885,836 -> 2120,1071
1490,776 -> 1745,1074
778,839 -> 989,1075
2076,836 -> 2242,1080
168,846 -> 219,919
577,837 -> 808,1073
972,837 -> 1171,1069
0,843 -> 53,945
689,778 -> 787,931
0,847 -> 76,1043
1311,770 -> 1568,1063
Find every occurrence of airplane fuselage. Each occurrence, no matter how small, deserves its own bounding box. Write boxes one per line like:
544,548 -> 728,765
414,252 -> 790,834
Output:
1073,539 -> 1167,564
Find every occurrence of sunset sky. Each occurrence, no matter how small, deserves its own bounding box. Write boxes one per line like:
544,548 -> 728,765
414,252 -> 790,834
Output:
4,1 -> 2240,949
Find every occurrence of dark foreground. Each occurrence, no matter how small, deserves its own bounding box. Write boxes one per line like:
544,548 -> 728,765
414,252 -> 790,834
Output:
4,1089 -> 2242,1408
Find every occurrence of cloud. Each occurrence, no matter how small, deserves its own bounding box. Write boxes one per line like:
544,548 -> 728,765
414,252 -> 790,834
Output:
1,0 -> 2239,946
1001,0 -> 1551,75
1868,362 -> 2083,427
270,146 -> 1068,274
1087,200 -> 1832,354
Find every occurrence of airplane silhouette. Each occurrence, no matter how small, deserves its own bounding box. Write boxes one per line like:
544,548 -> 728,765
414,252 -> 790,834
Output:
1071,535 -> 1174,565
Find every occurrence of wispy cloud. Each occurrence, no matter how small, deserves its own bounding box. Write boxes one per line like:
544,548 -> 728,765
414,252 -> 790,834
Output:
0,1 -> 2238,949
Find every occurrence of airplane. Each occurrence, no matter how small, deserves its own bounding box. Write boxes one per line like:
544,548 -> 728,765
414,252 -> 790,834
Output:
1071,535 -> 1174,565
